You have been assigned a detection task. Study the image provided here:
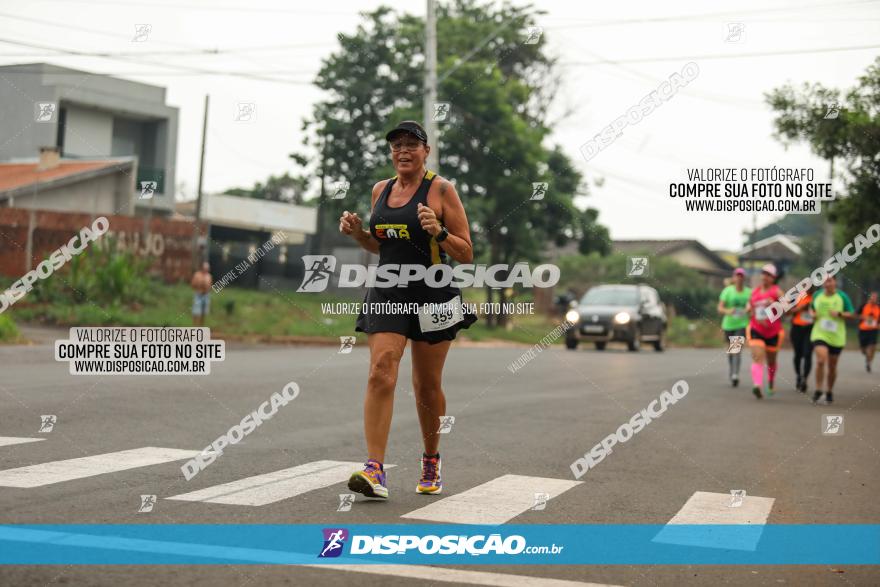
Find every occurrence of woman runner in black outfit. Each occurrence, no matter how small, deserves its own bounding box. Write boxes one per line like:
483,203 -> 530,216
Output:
338,121 -> 476,500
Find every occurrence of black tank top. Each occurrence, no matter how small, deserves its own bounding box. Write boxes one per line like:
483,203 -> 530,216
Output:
370,170 -> 448,270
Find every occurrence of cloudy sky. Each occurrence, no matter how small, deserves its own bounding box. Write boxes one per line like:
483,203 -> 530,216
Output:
1,0 -> 878,250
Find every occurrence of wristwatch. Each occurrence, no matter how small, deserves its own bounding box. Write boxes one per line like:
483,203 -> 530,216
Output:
435,226 -> 449,242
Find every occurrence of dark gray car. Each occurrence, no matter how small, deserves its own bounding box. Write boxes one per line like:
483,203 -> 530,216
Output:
564,284 -> 667,351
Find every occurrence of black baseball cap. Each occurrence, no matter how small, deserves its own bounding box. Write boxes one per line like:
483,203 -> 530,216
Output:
385,120 -> 428,144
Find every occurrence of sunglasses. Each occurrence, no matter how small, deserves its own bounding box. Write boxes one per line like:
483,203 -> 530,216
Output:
389,140 -> 424,152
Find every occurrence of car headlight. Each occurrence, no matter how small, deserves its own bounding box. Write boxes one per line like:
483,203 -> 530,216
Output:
565,309 -> 580,323
614,312 -> 631,324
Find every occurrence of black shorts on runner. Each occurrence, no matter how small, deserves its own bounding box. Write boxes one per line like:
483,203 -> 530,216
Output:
858,329 -> 878,348
813,340 -> 844,355
746,325 -> 781,350
355,285 -> 477,344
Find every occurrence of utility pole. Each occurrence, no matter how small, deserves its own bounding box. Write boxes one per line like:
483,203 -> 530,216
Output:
424,0 -> 439,172
822,157 -> 835,260
313,137 -> 328,255
193,94 -> 209,269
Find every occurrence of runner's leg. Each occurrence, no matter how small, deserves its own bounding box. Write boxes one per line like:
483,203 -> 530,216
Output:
750,344 -> 765,385
724,330 -> 737,380
827,352 -> 840,393
791,326 -> 804,381
814,344 -> 828,391
750,341 -> 766,398
767,349 -> 778,391
365,332 -> 408,463
801,333 -> 813,382
411,339 -> 452,456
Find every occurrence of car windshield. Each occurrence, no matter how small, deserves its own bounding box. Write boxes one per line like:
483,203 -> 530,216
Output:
581,287 -> 639,306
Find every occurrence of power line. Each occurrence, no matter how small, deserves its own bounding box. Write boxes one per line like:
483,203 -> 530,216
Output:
561,43 -> 880,66
0,12 -> 335,56
0,38 -> 314,85
16,0 -> 356,15
544,0 -> 880,29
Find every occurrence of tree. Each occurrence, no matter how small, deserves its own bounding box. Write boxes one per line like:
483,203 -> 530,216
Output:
301,1 -> 610,326
765,57 -> 880,292
226,160 -> 312,205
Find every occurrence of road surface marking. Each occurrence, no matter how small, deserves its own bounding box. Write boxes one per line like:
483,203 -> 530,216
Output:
310,565 -> 621,586
401,474 -> 582,524
167,460 -> 393,506
653,490 -> 775,551
0,437 -> 45,448
0,447 -> 200,488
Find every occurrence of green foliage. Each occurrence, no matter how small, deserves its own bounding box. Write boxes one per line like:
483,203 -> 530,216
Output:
30,237 -> 157,307
227,172 -> 311,205
224,299 -> 236,316
0,313 -> 20,343
302,0 -> 609,266
556,252 -> 717,319
765,57 -> 880,291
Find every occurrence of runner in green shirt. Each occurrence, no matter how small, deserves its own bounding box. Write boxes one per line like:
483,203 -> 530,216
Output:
810,275 -> 855,405
717,268 -> 752,387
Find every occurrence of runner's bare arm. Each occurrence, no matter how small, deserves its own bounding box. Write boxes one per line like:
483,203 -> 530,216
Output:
426,179 -> 473,264
342,181 -> 386,255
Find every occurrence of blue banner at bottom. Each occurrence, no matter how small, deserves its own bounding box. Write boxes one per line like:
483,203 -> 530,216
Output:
0,524 -> 877,565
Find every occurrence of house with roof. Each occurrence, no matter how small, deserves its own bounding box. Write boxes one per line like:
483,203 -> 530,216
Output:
612,239 -> 734,288
0,62 -> 178,215
0,147 -> 137,215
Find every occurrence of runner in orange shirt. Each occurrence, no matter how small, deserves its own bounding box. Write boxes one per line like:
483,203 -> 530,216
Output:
786,285 -> 816,393
857,291 -> 879,373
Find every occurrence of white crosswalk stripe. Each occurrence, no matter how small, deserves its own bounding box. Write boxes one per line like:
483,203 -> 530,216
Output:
401,474 -> 582,524
0,447 -> 200,488
0,436 -> 45,448
652,490 -> 776,551
166,460 -> 391,506
310,565 -> 622,586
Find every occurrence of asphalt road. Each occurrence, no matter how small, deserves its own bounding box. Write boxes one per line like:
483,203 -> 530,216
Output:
1,328 -> 878,586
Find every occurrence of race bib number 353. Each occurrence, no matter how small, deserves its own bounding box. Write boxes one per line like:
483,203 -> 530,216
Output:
419,296 -> 465,333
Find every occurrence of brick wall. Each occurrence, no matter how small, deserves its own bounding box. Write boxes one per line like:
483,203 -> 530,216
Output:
0,207 -> 206,282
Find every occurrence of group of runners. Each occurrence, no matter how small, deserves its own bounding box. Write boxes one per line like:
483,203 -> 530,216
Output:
334,118 -> 878,502
718,265 -> 879,404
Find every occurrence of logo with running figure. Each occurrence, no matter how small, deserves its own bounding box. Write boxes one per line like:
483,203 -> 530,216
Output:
337,494 -> 355,512
627,257 -> 650,277
432,102 -> 451,122
728,489 -> 746,508
530,182 -> 548,201
438,415 -> 455,434
531,492 -> 550,511
297,255 -> 337,293
524,26 -> 543,44
39,415 -> 57,433
35,102 -> 57,123
727,336 -> 745,354
332,181 -> 350,200
824,101 -> 841,120
375,224 -> 411,240
338,336 -> 355,354
724,22 -> 745,43
138,494 -> 157,513
822,414 -> 844,435
318,528 -> 349,558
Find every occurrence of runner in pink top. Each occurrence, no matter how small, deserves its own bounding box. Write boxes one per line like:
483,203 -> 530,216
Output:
746,264 -> 785,399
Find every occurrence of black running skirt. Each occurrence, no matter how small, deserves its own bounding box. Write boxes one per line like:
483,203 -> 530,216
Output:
355,285 -> 477,344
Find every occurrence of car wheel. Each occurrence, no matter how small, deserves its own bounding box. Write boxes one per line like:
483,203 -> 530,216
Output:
653,328 -> 667,352
594,342 -> 606,351
565,336 -> 579,350
627,328 -> 641,352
